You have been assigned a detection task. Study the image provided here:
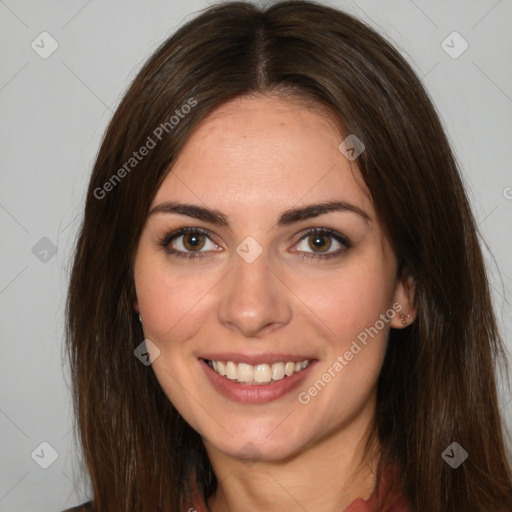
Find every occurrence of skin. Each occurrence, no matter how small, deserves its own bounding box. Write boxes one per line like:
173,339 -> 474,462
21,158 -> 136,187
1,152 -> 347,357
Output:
133,95 -> 415,512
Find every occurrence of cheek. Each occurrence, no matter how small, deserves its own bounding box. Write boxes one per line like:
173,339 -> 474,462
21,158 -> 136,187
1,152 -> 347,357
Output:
133,251 -> 220,346
298,259 -> 394,346
300,261 -> 394,409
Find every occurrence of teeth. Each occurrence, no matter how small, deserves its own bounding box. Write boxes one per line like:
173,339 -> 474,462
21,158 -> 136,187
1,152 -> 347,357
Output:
226,361 -> 237,380
237,363 -> 253,383
271,362 -> 285,380
254,364 -> 271,383
207,359 -> 311,384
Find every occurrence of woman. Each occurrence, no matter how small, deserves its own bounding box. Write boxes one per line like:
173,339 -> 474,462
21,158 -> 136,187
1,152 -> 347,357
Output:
64,1 -> 512,511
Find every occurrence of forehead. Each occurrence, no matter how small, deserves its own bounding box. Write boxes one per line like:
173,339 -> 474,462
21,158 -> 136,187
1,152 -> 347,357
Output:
152,95 -> 372,219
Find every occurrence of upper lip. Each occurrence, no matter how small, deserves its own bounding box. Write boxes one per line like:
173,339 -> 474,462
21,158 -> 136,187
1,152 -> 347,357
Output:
199,353 -> 316,365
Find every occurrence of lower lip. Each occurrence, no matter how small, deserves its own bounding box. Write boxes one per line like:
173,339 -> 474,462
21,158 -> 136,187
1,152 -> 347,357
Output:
199,359 -> 316,404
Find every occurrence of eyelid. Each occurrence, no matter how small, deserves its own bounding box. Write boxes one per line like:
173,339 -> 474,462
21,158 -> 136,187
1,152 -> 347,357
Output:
156,226 -> 352,260
292,227 -> 351,259
156,226 -> 220,256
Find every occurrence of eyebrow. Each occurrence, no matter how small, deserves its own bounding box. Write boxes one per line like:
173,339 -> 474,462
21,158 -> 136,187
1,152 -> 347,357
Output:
148,199 -> 371,228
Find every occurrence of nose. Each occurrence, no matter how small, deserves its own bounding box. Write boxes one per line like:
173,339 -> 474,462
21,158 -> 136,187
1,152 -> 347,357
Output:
217,247 -> 292,338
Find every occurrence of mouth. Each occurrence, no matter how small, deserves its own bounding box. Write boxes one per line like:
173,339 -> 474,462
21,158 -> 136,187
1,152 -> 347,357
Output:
199,355 -> 317,404
203,358 -> 312,385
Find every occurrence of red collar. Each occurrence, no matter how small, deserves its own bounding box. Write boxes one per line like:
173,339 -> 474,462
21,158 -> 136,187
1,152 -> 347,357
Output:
189,465 -> 410,512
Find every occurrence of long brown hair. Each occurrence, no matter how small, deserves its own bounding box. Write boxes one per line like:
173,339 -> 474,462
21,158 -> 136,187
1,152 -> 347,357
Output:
65,1 -> 512,510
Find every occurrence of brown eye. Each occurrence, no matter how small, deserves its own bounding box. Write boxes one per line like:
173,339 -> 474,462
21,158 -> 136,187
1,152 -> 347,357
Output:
181,232 -> 206,252
294,228 -> 351,260
158,227 -> 220,258
307,233 -> 332,253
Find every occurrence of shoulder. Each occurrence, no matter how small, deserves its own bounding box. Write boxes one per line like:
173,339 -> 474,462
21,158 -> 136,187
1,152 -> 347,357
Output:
62,502 -> 94,512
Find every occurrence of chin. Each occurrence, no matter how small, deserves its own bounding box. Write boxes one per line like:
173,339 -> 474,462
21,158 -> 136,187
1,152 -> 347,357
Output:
201,419 -> 311,463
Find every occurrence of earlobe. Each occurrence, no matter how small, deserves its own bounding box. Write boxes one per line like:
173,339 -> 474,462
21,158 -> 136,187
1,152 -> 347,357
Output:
398,311 -> 413,326
390,272 -> 416,329
133,302 -> 142,325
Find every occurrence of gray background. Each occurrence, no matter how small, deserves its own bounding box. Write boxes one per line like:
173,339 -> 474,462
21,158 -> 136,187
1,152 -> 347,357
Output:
0,1 -> 511,510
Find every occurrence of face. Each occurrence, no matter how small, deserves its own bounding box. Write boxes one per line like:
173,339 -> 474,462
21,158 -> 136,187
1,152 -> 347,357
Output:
133,95 -> 413,463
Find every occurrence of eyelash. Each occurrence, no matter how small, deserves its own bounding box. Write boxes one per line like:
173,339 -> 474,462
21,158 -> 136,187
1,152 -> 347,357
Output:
156,227 -> 351,261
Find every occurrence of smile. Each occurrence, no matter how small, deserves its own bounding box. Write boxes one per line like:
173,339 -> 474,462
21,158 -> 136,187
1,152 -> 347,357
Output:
199,355 -> 317,404
205,359 -> 311,385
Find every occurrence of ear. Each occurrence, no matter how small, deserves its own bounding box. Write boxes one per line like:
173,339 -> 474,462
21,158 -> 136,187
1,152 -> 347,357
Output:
389,271 -> 416,329
133,300 -> 140,314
